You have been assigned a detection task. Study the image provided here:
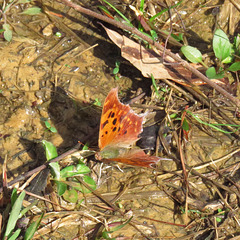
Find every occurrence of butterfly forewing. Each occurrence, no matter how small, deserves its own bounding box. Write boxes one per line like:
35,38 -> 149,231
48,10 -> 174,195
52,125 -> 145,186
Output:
99,88 -> 143,150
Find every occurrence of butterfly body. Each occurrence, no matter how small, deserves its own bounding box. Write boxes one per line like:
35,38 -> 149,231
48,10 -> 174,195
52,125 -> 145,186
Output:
96,88 -> 161,168
96,146 -> 122,159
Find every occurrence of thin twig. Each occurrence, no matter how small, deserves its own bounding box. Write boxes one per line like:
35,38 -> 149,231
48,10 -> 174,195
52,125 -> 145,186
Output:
0,142 -> 81,194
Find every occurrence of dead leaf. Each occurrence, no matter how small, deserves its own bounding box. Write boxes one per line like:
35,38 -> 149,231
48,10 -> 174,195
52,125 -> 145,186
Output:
101,24 -> 225,86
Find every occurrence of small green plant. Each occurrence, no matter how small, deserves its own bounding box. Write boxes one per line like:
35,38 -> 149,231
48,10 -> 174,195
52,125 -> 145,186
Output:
181,29 -> 240,79
93,98 -> 102,106
42,140 -> 97,203
55,32 -> 62,37
0,0 -> 41,42
44,120 -> 57,133
151,74 -> 160,97
113,60 -> 120,80
2,189 -> 43,240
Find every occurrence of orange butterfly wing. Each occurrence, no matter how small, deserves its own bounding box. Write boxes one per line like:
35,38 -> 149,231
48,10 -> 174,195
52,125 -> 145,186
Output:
98,88 -> 143,150
97,88 -> 160,168
108,148 -> 160,168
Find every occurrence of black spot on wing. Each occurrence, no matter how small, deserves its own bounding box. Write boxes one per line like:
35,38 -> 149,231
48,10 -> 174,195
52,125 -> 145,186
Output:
108,111 -> 112,119
101,120 -> 108,129
112,127 -> 117,132
112,118 -> 117,125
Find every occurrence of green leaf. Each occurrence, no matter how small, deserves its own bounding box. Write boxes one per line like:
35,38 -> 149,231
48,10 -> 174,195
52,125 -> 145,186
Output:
97,5 -> 114,18
113,67 -> 119,75
150,30 -> 158,41
55,32 -> 62,37
115,61 -> 120,68
221,56 -> 232,64
49,162 -> 61,179
160,87 -> 168,93
71,176 -> 97,193
21,7 -> 41,15
82,144 -> 89,150
44,121 -> 51,129
42,140 -> 58,161
181,46 -> 202,63
50,126 -> 57,133
60,164 -> 90,178
206,67 -> 224,79
171,33 -> 183,42
93,98 -> 101,106
149,0 -> 182,22
101,0 -> 132,25
234,34 -> 240,54
213,29 -> 231,61
82,175 -> 96,192
228,62 -> 240,72
206,67 -> 216,78
56,181 -> 67,196
11,188 -> 18,207
170,113 -> 178,119
139,0 -> 144,12
105,217 -> 133,233
44,121 -> 57,133
8,229 -> 21,240
102,231 -> 112,239
3,24 -> 12,42
182,118 -> 190,131
20,200 -> 38,218
151,74 -> 160,97
63,189 -> 78,203
4,191 -> 26,238
24,213 -> 44,240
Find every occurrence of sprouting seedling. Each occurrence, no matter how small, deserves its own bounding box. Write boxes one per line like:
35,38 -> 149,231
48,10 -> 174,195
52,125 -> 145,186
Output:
113,60 -> 120,80
44,120 -> 57,133
93,98 -> 102,106
55,32 -> 62,37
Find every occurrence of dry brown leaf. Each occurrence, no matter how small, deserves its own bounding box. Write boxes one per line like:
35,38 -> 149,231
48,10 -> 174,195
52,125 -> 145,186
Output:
102,24 -> 225,86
